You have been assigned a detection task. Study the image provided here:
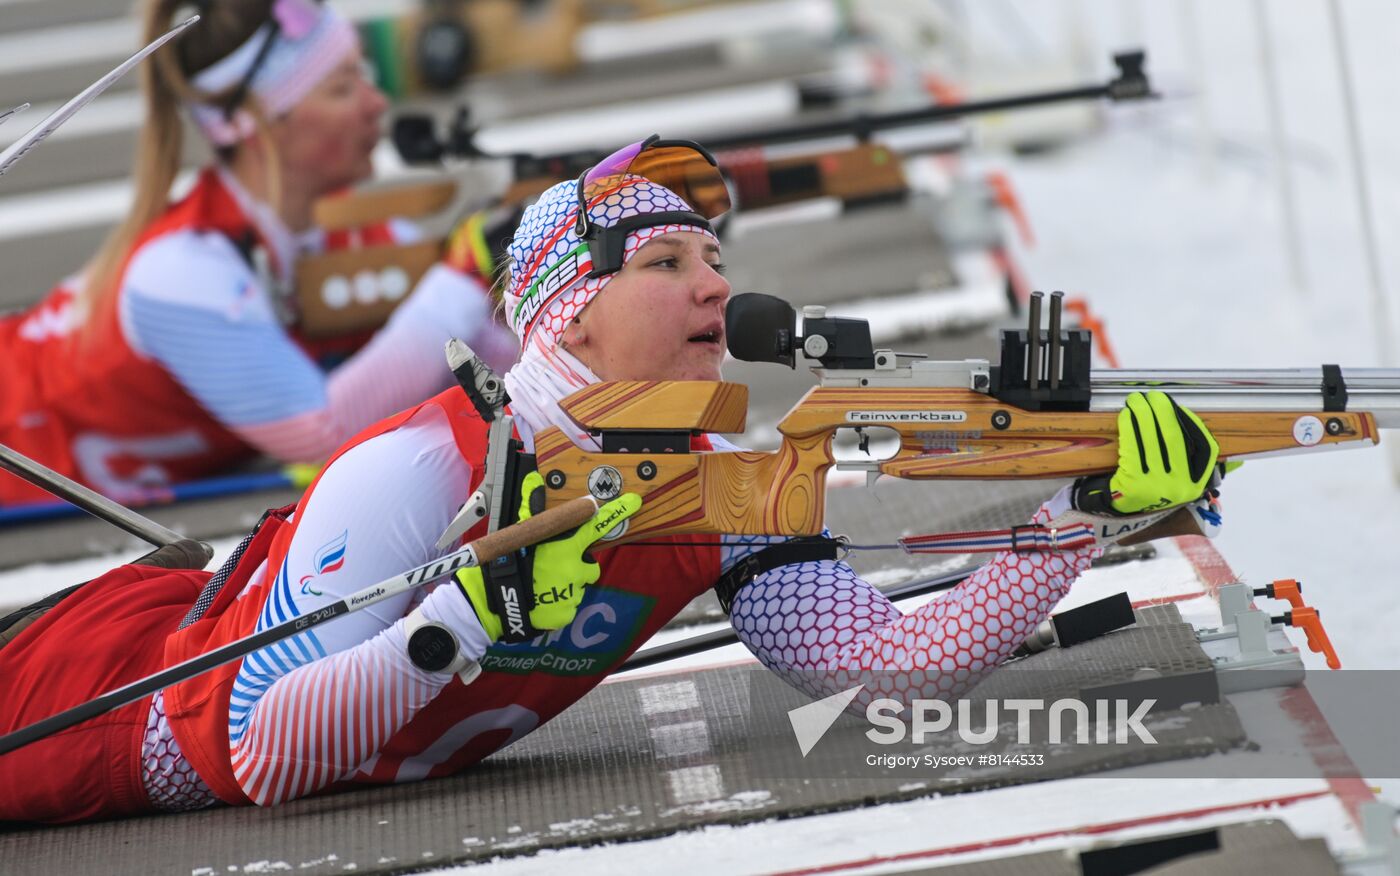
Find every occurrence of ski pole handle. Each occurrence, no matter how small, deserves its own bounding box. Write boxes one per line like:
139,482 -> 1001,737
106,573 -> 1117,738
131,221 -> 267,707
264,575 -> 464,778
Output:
471,495 -> 599,563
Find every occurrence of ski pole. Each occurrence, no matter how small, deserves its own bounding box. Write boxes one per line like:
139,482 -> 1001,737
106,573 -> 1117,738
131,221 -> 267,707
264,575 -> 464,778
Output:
0,103 -> 30,128
0,442 -> 190,551
0,20 -> 204,555
0,494 -> 600,758
0,16 -> 199,177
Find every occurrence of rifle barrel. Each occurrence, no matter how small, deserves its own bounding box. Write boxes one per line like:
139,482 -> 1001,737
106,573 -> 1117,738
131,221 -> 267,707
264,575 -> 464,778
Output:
697,85 -> 1111,153
428,51 -> 1151,170
1088,368 -> 1400,428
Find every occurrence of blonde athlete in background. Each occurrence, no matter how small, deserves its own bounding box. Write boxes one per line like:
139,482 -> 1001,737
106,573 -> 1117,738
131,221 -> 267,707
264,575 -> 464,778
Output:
0,0 -> 516,506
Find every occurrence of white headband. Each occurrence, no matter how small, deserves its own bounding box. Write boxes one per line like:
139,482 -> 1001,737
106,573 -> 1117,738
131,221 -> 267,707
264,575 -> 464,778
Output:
186,0 -> 359,146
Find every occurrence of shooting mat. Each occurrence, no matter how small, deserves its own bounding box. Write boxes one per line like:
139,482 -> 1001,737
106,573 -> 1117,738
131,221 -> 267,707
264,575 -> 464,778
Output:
1,605 -> 1249,876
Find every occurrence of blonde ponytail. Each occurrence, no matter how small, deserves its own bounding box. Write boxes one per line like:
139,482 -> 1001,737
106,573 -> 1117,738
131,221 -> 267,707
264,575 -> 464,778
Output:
80,0 -> 275,342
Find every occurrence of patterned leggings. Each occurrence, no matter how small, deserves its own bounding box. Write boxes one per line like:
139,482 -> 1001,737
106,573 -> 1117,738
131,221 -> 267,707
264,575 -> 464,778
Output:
726,489 -> 1096,702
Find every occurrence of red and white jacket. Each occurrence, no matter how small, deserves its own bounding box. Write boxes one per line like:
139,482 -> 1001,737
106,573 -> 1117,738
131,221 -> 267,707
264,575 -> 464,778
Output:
162,386 -> 722,802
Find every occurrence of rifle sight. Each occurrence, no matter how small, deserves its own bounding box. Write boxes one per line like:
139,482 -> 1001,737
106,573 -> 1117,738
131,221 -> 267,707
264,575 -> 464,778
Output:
726,293 -> 876,370
725,290 -> 1096,410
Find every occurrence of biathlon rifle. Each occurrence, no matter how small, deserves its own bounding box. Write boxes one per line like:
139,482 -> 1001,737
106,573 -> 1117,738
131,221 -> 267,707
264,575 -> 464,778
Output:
391,50 -> 1153,206
351,50 -> 1150,314
529,291 -> 1400,550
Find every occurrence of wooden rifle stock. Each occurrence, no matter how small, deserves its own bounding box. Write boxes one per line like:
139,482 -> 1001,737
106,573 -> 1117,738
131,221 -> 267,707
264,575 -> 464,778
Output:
533,377 -> 1389,543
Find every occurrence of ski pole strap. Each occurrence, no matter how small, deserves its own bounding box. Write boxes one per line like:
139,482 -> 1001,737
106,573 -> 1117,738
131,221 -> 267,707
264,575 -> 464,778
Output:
480,548 -> 538,644
714,535 -> 843,615
899,522 -> 1099,554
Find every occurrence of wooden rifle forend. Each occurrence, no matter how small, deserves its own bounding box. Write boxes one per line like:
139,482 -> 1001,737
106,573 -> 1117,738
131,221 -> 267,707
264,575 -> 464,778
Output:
782,386 -> 1379,479
534,369 -> 1399,542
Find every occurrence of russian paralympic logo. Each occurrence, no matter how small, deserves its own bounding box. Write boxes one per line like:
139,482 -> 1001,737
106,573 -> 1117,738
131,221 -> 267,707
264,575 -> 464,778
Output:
300,530 -> 348,596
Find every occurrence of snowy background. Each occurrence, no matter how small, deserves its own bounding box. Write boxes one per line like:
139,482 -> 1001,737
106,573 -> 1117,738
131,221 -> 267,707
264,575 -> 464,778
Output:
969,0 -> 1400,670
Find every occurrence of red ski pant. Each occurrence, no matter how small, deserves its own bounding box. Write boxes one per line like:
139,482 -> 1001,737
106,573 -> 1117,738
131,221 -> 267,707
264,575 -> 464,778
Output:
0,562 -> 208,823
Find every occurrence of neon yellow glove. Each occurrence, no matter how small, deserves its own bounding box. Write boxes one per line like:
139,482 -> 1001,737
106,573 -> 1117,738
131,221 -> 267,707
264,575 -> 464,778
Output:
1074,390 -> 1220,515
455,471 -> 641,643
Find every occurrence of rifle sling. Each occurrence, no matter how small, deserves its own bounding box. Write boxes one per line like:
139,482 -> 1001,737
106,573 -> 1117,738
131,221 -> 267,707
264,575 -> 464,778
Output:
713,536 -> 843,615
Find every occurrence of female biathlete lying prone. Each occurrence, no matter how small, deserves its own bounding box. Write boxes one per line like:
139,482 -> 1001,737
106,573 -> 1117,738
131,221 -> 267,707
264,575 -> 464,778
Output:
0,138 -> 1223,823
0,0 -> 515,506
